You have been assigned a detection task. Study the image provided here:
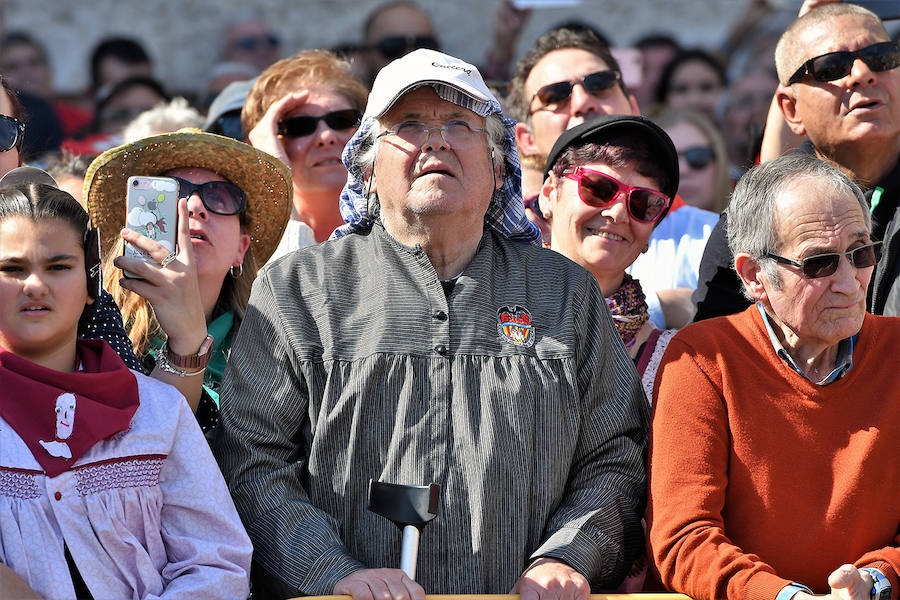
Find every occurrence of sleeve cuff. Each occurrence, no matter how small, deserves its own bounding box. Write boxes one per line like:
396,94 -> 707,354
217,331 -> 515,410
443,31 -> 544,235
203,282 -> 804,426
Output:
530,526 -> 627,588
775,582 -> 812,600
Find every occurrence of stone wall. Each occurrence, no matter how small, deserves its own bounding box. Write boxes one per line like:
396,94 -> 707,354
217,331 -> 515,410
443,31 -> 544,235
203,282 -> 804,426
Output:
4,0 -> 800,96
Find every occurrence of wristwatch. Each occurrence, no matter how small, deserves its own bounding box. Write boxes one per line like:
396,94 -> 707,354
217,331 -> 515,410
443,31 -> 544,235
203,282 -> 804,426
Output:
860,568 -> 892,600
163,334 -> 214,370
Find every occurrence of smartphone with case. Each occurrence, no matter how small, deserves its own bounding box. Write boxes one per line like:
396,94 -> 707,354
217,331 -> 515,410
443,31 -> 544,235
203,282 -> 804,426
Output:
123,176 -> 179,279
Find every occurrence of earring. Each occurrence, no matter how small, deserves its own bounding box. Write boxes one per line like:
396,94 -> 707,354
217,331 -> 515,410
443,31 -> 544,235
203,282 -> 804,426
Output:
230,263 -> 243,278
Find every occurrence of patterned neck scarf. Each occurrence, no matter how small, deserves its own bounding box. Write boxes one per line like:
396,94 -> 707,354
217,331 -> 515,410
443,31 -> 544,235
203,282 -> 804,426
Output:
605,275 -> 649,349
0,339 -> 139,477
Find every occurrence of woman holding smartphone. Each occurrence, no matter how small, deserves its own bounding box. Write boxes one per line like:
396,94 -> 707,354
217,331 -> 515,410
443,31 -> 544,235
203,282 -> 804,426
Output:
0,176 -> 251,598
84,129 -> 291,432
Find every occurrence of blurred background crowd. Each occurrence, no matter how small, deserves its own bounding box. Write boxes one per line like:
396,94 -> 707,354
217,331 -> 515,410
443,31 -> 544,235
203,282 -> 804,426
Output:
7,0 -> 892,174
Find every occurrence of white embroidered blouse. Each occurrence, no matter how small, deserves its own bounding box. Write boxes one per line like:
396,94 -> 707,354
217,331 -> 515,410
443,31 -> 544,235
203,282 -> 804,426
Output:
0,371 -> 252,599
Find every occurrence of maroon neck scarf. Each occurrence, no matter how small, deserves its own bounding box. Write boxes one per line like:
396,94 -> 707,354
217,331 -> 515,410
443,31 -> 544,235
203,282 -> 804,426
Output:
0,339 -> 139,477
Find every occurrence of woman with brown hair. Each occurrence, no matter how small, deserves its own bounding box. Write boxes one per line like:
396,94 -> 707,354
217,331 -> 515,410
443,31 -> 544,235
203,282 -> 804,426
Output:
243,49 -> 367,256
84,129 -> 291,431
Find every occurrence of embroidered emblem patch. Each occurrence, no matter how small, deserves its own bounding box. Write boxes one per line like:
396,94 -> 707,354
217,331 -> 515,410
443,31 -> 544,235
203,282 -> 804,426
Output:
497,305 -> 535,347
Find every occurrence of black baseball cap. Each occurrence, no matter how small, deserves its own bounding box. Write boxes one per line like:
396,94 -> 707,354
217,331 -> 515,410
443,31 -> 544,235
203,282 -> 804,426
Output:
543,114 -> 680,201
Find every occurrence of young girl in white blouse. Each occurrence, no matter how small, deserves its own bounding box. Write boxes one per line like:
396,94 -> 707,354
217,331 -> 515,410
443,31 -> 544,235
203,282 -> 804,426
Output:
0,172 -> 251,599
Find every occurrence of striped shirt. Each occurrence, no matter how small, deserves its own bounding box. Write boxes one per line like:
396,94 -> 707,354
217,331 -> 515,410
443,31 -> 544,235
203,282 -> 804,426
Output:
215,223 -> 649,597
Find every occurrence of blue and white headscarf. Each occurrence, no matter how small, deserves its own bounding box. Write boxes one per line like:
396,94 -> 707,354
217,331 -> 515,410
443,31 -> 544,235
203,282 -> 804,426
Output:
332,50 -> 540,246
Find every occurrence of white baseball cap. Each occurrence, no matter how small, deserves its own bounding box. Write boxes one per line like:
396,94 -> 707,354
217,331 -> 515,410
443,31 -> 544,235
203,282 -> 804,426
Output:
364,48 -> 498,119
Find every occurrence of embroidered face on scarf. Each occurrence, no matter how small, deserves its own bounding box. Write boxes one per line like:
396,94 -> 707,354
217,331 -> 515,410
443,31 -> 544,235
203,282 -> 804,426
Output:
54,392 -> 76,440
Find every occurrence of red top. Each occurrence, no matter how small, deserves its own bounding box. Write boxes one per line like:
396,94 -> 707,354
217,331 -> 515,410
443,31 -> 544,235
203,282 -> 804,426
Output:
648,307 -> 900,599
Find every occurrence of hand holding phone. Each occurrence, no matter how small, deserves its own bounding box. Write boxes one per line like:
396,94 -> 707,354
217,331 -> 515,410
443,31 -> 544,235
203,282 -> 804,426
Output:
123,176 -> 179,278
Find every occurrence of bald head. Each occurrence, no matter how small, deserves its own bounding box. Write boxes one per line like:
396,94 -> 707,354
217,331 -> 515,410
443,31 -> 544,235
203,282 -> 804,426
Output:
775,3 -> 886,85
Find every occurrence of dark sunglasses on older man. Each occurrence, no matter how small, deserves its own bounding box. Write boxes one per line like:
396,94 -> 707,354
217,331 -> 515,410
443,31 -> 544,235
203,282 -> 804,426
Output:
531,71 -> 621,112
0,115 -> 26,152
277,109 -> 361,138
173,177 -> 245,216
563,167 -> 671,223
766,241 -> 882,279
374,35 -> 439,60
787,41 -> 900,85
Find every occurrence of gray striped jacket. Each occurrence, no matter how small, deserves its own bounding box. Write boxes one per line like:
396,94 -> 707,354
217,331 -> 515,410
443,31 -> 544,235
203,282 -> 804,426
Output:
215,223 -> 649,598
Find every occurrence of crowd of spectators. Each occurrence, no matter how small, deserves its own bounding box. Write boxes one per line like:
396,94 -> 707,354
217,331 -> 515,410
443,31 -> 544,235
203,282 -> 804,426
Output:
0,0 -> 898,599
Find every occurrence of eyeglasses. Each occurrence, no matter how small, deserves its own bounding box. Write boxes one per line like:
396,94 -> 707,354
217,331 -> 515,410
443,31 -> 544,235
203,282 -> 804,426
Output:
530,71 -> 621,112
787,41 -> 900,85
0,115 -> 26,152
234,35 -> 280,51
374,35 -> 439,61
765,241 -> 882,279
562,167 -> 671,223
680,146 -> 715,170
278,109 -> 361,138
207,111 -> 244,141
378,120 -> 486,149
173,177 -> 246,216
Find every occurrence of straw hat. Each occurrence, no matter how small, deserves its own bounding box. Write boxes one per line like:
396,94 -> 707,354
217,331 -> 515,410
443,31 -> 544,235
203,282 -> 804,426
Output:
84,128 -> 292,265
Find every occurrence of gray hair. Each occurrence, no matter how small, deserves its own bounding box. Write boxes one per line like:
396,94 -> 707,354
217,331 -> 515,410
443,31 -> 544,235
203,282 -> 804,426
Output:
122,97 -> 204,143
726,153 -> 870,297
353,111 -> 506,214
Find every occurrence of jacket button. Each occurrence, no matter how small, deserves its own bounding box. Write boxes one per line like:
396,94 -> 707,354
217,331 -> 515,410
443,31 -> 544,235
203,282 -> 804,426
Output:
55,491 -> 62,501
433,310 -> 447,321
435,344 -> 447,355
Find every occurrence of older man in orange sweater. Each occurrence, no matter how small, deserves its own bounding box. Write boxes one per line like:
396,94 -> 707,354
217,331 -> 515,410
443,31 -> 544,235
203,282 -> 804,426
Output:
648,153 -> 899,600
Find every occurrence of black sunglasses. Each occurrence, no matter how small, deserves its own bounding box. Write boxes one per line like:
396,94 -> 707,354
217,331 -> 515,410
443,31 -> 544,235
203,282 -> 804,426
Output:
766,241 -> 882,279
375,35 -> 439,60
278,109 -> 361,138
173,177 -> 246,216
787,41 -> 900,85
0,115 -> 26,153
208,111 -> 244,141
531,71 -> 621,112
681,146 -> 715,170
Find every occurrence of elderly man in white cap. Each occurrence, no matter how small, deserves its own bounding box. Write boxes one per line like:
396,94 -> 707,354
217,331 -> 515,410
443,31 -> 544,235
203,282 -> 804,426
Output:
215,49 -> 648,600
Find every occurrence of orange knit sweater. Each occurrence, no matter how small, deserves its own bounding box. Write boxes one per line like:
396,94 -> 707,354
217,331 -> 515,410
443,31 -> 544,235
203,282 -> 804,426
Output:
647,307 -> 900,600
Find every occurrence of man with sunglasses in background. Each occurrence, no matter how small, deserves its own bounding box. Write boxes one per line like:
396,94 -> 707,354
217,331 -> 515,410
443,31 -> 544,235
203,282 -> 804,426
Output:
508,28 -> 718,329
222,13 -> 282,73
216,49 -> 649,600
695,1 -> 900,320
361,1 -> 440,85
648,153 -> 897,600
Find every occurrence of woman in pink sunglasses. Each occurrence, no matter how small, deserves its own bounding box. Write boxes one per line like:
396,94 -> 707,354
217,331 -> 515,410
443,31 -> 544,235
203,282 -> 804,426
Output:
538,114 -> 680,404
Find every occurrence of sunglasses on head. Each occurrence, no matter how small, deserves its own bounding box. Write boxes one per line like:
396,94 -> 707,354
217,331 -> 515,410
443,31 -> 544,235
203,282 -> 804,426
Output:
173,176 -> 246,216
277,109 -> 361,138
375,35 -> 439,60
562,167 -> 671,224
531,71 -> 621,112
787,41 -> 900,85
0,115 -> 26,153
766,241 -> 882,279
680,146 -> 715,170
